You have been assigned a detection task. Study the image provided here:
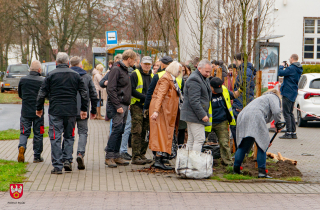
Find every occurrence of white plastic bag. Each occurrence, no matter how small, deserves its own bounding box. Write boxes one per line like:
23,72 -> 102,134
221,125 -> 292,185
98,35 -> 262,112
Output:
175,147 -> 213,179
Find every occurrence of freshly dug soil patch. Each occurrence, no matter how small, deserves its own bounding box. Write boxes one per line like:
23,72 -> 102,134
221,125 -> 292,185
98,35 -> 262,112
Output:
213,157 -> 302,179
132,166 -> 176,174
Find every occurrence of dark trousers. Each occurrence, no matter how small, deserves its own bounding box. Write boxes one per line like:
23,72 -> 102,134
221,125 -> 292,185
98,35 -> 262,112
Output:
234,137 -> 266,169
230,125 -> 237,150
282,96 -> 296,133
131,104 -> 149,160
105,105 -> 129,159
18,116 -> 44,158
230,108 -> 239,150
178,129 -> 186,145
49,115 -> 76,170
76,118 -> 88,157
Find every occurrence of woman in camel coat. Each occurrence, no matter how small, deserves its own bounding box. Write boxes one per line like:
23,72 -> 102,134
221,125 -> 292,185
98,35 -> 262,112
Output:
149,61 -> 183,170
92,64 -> 104,119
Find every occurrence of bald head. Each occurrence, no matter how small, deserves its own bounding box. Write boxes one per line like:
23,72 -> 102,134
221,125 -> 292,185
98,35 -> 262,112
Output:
30,60 -> 42,73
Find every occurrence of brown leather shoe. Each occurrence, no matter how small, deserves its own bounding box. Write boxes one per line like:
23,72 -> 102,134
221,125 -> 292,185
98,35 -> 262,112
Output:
114,158 -> 129,166
131,158 -> 147,165
18,146 -> 25,163
105,158 -> 117,168
141,155 -> 153,164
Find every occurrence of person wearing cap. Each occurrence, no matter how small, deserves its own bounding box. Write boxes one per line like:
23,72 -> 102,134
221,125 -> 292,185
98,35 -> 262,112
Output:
209,77 -> 241,166
130,56 -> 154,165
143,56 -> 176,112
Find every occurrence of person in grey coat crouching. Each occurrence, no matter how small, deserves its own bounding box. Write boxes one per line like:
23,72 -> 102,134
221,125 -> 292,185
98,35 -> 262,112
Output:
180,59 -> 212,152
233,89 -> 282,178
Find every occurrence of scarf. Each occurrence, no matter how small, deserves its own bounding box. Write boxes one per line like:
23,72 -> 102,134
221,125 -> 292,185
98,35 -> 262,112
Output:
171,74 -> 184,110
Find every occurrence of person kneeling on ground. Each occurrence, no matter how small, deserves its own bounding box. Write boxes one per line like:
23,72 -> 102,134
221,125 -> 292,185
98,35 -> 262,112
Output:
233,89 -> 282,178
209,77 -> 241,166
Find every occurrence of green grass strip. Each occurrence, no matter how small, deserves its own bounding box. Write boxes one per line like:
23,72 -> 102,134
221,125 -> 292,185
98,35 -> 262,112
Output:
0,159 -> 27,191
0,127 -> 49,140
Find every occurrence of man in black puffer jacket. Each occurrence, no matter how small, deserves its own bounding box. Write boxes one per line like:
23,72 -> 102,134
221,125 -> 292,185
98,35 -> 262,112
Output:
36,52 -> 88,174
70,56 -> 98,170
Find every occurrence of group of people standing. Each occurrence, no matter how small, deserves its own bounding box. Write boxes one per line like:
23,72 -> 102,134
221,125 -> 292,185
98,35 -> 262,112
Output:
16,49 -> 302,178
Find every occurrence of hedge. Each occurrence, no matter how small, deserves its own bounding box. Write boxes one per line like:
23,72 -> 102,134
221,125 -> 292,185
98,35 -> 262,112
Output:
302,65 -> 320,74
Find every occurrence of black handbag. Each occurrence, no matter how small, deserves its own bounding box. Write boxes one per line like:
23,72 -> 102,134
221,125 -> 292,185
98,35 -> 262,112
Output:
202,144 -> 221,159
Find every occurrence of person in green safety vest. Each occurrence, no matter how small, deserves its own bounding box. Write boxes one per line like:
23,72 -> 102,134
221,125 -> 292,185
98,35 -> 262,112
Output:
209,77 -> 241,166
130,56 -> 154,165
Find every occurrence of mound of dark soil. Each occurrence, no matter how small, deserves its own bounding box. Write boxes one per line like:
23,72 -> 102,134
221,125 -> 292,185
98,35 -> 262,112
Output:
133,166 -> 176,174
213,157 -> 302,178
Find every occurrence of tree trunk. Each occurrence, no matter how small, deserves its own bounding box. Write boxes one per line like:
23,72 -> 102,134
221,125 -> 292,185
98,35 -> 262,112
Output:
199,0 -> 204,60
87,0 -> 93,65
241,2 -> 248,108
0,43 -> 3,73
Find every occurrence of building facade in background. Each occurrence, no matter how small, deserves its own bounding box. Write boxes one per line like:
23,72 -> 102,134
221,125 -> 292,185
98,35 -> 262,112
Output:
180,0 -> 320,66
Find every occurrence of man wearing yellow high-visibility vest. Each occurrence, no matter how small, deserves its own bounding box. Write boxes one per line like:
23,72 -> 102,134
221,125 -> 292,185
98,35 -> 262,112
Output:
130,56 -> 154,165
209,77 -> 241,166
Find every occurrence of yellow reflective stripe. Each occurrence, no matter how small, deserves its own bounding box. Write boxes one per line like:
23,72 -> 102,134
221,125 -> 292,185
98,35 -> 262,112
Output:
176,77 -> 182,89
222,86 -> 236,126
158,71 -> 166,78
131,69 -> 143,105
205,101 -> 213,132
131,69 -> 154,105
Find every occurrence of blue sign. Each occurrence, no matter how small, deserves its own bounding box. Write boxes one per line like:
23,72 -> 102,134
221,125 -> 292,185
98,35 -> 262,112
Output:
106,31 -> 118,45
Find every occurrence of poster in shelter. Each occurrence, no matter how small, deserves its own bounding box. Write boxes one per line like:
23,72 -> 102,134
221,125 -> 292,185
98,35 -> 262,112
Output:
259,46 -> 279,88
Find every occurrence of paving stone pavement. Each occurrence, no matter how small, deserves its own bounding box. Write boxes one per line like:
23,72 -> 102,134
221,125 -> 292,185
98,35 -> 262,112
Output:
1,191 -> 320,210
1,116 -> 320,194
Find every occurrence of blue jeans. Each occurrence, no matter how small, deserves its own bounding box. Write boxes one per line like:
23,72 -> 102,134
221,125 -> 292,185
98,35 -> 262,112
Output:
109,119 -> 112,135
97,98 -> 102,107
120,110 -> 131,154
234,137 -> 266,169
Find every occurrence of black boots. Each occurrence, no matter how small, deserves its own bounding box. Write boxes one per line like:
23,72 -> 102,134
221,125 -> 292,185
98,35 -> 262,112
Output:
233,165 -> 241,174
258,168 -> 272,178
154,156 -> 172,170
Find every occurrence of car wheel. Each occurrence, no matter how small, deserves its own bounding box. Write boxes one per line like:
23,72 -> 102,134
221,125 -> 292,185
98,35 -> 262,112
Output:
1,87 -> 4,93
297,108 -> 308,127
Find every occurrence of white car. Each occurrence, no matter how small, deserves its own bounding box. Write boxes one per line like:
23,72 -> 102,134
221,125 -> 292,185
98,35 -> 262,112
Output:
295,73 -> 320,127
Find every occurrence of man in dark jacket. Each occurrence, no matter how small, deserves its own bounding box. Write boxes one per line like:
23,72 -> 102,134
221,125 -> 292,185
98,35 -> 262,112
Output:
17,60 -> 45,163
230,53 -> 256,146
100,60 -> 135,161
36,52 -> 88,174
70,56 -> 98,170
143,56 -> 173,111
278,54 -> 303,139
181,59 -> 212,152
105,49 -> 136,168
130,56 -> 154,165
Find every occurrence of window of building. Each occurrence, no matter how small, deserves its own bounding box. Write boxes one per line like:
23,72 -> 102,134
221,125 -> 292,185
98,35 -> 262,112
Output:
303,19 -> 320,60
